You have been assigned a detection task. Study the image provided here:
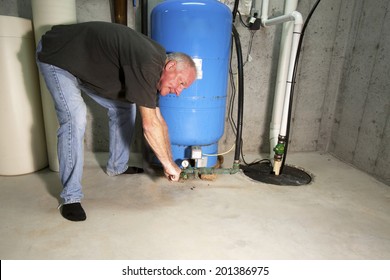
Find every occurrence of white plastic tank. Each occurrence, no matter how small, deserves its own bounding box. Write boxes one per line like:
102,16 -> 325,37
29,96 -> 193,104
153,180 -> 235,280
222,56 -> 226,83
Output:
0,16 -> 48,175
31,0 -> 77,172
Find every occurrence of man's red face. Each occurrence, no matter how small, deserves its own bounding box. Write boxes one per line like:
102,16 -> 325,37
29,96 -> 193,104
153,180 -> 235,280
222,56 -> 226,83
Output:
158,61 -> 196,96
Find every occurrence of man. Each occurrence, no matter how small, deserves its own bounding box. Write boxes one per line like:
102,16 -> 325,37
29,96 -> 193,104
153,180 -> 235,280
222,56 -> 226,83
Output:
36,21 -> 197,222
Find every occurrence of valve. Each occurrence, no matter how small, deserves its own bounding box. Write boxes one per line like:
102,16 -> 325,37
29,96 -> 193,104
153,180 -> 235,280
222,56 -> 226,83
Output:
273,135 -> 286,175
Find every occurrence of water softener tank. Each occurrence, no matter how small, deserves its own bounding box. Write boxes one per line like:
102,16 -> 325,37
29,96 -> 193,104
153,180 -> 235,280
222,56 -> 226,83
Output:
151,0 -> 232,167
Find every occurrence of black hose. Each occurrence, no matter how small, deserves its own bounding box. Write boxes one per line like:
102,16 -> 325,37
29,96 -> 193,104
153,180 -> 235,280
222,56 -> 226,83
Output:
232,0 -> 240,23
140,0 -> 148,35
280,0 -> 322,173
232,25 -> 244,162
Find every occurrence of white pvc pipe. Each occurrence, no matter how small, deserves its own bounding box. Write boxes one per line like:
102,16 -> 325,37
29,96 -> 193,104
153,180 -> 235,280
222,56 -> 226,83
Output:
272,11 -> 302,176
279,11 -> 303,136
31,0 -> 77,172
262,0 -> 299,161
263,13 -> 296,26
261,0 -> 269,22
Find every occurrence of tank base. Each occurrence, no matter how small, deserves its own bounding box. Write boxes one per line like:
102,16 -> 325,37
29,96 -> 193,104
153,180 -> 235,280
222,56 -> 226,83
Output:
171,143 -> 218,168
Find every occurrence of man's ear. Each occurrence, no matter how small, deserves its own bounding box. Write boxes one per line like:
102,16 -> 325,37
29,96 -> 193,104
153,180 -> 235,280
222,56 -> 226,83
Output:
165,60 -> 177,72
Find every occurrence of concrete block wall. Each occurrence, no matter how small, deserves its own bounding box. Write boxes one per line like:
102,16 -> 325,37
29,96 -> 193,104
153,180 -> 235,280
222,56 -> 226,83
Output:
328,0 -> 390,185
1,0 -> 388,185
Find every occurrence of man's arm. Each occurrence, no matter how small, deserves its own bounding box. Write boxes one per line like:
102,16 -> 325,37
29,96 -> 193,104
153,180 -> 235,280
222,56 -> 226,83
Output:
155,107 -> 174,160
138,106 -> 181,181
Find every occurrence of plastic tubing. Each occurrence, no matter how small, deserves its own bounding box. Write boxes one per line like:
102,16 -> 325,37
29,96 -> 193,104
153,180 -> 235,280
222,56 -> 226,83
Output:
232,25 -> 244,163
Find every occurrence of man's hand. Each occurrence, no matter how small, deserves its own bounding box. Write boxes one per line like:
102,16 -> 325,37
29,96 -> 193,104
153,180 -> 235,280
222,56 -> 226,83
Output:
139,106 -> 180,182
164,164 -> 182,182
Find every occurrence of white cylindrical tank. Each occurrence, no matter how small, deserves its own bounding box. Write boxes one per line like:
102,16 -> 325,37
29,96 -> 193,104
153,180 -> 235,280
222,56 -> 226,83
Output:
31,0 -> 77,172
0,16 -> 48,175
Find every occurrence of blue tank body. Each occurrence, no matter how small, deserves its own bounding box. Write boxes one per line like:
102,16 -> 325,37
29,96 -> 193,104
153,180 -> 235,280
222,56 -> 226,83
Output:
151,0 -> 232,167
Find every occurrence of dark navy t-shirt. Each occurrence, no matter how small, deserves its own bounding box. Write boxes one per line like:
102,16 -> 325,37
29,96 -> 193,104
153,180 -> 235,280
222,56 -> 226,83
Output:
38,21 -> 166,108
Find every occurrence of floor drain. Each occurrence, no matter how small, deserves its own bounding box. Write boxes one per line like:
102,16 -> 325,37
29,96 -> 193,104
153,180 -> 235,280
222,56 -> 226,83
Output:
240,162 -> 312,186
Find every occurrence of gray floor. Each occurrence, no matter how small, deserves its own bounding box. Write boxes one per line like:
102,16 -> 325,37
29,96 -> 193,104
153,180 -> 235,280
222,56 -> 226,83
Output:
0,151 -> 389,260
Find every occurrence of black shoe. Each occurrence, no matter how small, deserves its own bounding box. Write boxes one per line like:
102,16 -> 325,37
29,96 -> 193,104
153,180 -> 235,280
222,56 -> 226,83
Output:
61,203 -> 86,222
122,167 -> 144,174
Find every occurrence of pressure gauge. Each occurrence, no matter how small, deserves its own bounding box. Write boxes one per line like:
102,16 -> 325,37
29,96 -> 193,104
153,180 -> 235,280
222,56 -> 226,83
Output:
181,159 -> 190,169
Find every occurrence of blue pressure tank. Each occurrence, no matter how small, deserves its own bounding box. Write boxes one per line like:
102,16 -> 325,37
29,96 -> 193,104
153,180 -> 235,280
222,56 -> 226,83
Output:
151,0 -> 232,167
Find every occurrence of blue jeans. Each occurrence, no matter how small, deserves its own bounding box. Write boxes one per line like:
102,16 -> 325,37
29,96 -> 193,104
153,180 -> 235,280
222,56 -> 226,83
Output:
36,41 -> 136,204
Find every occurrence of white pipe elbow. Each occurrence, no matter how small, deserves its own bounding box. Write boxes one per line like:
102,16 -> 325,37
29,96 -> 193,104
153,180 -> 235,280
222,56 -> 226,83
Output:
261,0 -> 269,24
262,11 -> 303,28
291,11 -> 303,28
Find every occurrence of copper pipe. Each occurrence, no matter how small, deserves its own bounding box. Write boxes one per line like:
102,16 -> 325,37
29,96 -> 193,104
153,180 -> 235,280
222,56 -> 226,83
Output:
113,0 -> 127,25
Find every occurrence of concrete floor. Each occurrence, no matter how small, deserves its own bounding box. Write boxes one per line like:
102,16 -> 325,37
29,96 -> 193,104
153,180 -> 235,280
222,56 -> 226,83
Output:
0,151 -> 389,260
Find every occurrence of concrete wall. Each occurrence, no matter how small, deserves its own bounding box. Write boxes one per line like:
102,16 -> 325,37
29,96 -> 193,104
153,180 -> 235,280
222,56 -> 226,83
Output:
328,0 -> 390,185
1,0 -> 389,185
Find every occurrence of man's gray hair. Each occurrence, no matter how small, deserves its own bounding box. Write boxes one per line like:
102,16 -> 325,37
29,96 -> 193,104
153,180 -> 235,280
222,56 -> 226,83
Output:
167,52 -> 197,73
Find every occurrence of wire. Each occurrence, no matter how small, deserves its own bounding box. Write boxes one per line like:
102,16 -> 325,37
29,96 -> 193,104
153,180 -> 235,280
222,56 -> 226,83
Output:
246,158 -> 272,166
236,11 -> 257,66
203,144 -> 236,156
280,0 -> 322,173
238,11 -> 250,28
228,48 -> 238,137
243,30 -> 256,66
228,14 -> 261,165
228,0 -> 267,167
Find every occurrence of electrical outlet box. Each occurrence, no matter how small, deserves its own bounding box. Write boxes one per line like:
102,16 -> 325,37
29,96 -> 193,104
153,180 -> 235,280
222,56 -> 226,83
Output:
249,18 -> 261,30
191,146 -> 202,159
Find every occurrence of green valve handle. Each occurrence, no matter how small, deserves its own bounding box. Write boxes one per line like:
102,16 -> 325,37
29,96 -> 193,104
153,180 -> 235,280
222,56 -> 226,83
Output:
273,143 -> 285,155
